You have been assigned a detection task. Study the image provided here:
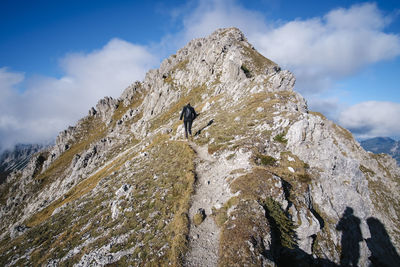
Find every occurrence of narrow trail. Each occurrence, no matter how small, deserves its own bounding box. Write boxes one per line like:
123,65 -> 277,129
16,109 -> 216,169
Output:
184,142 -> 251,267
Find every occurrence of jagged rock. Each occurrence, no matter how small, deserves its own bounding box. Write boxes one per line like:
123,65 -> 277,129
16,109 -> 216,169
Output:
88,107 -> 97,116
120,81 -> 142,106
96,97 -> 119,123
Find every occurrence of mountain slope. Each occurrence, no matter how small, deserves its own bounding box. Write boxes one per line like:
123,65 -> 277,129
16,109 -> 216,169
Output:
361,137 -> 400,165
0,28 -> 399,266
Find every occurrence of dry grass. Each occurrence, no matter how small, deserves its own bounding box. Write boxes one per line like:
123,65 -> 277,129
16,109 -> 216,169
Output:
231,168 -> 276,200
193,213 -> 205,226
0,193 -> 108,266
333,124 -> 354,142
359,164 -> 375,176
241,44 -> 275,74
195,91 -> 297,154
219,165 -> 299,266
212,196 -> 239,227
174,59 -> 189,72
134,136 -> 195,266
264,151 -> 313,192
255,153 -> 277,166
218,199 -> 270,267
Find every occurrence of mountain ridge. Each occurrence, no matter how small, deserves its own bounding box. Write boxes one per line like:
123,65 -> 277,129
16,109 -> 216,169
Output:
360,137 -> 400,165
0,27 -> 399,266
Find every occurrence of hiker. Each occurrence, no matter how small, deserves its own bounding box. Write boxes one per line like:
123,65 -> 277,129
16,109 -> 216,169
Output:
179,102 -> 197,139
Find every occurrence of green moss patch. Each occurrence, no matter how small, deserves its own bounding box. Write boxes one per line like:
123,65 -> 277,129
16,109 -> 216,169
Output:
274,132 -> 288,144
262,198 -> 297,249
255,154 -> 277,166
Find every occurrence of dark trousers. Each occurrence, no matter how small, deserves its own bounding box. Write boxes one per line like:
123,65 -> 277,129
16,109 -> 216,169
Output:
184,120 -> 193,138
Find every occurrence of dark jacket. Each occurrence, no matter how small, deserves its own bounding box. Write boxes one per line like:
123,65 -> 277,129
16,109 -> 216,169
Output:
180,105 -> 197,121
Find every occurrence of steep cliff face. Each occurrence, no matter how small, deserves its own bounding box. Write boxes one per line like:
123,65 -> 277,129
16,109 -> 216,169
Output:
0,28 -> 399,266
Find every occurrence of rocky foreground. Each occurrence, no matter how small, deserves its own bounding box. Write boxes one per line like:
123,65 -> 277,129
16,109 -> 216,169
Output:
0,28 -> 399,266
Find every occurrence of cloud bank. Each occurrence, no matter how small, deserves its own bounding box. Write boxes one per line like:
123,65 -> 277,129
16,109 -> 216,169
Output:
0,39 -> 157,150
339,101 -> 400,139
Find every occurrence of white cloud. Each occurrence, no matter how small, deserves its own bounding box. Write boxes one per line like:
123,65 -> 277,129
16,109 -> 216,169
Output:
254,3 -> 400,93
307,97 -> 341,120
339,101 -> 400,138
0,39 -> 157,150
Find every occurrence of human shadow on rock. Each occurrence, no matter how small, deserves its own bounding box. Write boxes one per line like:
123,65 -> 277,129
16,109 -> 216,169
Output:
335,207 -> 363,266
365,217 -> 400,267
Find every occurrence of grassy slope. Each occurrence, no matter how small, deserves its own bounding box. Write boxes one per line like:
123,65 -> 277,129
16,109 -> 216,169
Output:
0,134 -> 196,266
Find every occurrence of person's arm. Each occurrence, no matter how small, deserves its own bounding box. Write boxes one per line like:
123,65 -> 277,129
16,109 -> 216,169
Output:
180,107 -> 185,120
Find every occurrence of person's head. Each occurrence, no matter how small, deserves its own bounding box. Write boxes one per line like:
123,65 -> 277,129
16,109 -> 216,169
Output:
344,207 -> 354,216
187,102 -> 191,106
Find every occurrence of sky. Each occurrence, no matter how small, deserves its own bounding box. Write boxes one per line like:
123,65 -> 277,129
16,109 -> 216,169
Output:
0,0 -> 400,150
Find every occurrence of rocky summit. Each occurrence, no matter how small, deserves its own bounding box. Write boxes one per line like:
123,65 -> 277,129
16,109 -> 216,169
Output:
0,28 -> 399,266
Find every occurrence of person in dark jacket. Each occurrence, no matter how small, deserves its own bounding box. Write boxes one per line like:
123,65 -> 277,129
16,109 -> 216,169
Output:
180,103 -> 197,139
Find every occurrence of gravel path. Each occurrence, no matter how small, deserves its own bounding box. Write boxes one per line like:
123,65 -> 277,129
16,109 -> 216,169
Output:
184,142 -> 251,267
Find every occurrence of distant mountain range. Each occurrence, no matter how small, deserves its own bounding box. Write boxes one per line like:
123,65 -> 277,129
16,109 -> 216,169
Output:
361,137 -> 400,165
0,144 -> 44,184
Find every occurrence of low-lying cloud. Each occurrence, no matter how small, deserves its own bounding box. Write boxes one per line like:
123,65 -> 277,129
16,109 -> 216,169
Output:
339,101 -> 400,139
0,39 -> 157,150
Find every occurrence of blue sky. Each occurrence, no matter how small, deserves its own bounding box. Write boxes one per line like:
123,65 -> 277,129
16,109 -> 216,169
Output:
0,0 -> 400,149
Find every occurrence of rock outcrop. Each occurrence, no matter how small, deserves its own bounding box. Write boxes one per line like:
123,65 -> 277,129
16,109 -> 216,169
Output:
0,28 -> 399,267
